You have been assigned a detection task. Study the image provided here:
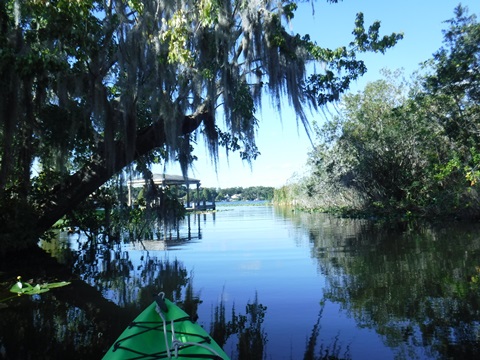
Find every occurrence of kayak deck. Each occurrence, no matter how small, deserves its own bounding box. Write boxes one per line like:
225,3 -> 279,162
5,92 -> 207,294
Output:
103,295 -> 230,359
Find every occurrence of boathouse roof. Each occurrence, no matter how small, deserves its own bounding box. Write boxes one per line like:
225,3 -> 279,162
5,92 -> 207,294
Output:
127,174 -> 201,188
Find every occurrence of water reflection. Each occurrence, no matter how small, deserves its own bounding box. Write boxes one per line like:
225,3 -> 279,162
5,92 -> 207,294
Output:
0,248 -> 194,359
40,213 -> 209,306
304,306 -> 352,360
280,210 -> 480,359
0,254 -> 296,360
2,207 -> 480,359
0,293 -> 115,359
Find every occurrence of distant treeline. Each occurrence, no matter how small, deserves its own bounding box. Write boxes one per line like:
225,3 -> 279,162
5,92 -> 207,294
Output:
181,186 -> 274,202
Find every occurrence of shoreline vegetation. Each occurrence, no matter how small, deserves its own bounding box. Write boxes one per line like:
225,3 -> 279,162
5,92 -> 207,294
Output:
274,7 -> 480,224
273,183 -> 480,223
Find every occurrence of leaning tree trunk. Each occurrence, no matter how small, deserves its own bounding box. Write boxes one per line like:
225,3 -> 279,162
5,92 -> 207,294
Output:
2,112 -> 208,252
35,112 -> 210,239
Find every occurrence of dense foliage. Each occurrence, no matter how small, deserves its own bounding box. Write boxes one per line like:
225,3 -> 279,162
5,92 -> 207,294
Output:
0,0 -> 402,253
277,5 -> 480,220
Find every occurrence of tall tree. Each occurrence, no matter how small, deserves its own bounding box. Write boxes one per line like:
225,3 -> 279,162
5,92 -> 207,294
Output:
298,6 -> 480,218
423,5 -> 480,185
0,0 -> 402,252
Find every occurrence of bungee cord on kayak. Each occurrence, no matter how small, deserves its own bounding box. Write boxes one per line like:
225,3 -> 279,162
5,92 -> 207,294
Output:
104,292 -> 229,359
155,293 -> 224,359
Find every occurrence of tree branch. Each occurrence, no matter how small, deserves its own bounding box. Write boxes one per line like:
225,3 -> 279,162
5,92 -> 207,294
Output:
35,110 -> 210,236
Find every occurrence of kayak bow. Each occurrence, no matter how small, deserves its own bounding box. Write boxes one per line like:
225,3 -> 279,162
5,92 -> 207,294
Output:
103,293 -> 230,359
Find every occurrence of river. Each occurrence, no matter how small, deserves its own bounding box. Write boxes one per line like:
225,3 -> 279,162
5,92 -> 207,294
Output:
1,203 -> 480,359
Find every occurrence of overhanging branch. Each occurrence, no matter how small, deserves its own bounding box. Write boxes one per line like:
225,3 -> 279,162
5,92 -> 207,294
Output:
36,110 -> 212,235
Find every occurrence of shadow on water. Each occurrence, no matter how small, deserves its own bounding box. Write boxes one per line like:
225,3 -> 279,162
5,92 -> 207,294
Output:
0,240 -> 195,359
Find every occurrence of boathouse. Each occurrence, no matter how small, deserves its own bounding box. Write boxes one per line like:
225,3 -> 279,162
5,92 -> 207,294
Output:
127,174 -> 215,210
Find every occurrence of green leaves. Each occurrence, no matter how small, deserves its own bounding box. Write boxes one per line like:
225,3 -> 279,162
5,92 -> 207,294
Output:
162,9 -> 194,66
302,69 -> 461,217
282,2 -> 298,21
302,12 -> 402,106
10,282 -> 50,295
198,0 -> 220,27
161,0 -> 221,65
351,13 -> 403,54
426,5 -> 480,103
283,5 -> 480,219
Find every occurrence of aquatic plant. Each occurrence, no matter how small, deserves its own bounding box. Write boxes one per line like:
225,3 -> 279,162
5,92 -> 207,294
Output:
9,276 -> 71,296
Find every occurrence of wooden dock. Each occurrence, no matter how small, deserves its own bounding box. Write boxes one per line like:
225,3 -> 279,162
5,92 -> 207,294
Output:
186,200 -> 216,211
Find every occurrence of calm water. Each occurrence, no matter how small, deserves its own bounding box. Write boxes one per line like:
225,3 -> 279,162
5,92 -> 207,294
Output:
1,204 -> 480,359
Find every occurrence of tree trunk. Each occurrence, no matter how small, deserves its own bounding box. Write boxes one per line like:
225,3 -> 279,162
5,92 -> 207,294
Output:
0,111 -> 212,256
36,113 -> 207,237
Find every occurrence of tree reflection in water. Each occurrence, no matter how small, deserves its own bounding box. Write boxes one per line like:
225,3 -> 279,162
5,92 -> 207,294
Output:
13,207 -> 480,359
277,208 -> 480,360
208,291 -> 349,360
0,224 -> 351,360
210,292 -> 268,360
304,305 -> 351,360
0,235 -> 196,359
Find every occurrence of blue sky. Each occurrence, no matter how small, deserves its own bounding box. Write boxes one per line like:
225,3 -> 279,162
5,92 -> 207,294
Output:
160,0 -> 480,189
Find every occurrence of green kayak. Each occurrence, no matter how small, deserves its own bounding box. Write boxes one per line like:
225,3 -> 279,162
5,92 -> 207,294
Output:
103,293 -> 230,359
